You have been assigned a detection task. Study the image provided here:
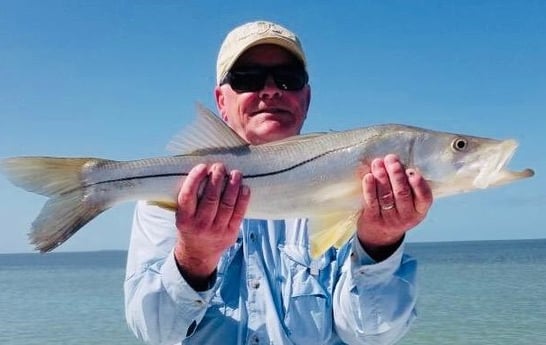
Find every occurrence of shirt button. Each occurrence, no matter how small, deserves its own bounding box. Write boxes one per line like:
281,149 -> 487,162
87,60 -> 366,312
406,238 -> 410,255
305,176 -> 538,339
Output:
249,334 -> 260,344
249,232 -> 256,241
250,278 -> 260,289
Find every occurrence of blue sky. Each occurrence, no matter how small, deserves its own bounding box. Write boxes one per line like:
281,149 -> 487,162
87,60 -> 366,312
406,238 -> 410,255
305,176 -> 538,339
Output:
0,1 -> 544,253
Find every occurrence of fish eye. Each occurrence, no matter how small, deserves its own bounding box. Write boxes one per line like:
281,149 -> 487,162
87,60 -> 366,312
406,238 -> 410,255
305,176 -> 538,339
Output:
451,137 -> 468,152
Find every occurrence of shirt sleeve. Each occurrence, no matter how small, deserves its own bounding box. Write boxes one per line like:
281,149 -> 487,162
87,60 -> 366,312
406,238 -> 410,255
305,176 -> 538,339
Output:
124,201 -> 217,345
332,238 -> 418,345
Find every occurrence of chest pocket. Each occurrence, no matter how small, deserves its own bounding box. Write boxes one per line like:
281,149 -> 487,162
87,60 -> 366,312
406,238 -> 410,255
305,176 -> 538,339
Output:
279,244 -> 334,344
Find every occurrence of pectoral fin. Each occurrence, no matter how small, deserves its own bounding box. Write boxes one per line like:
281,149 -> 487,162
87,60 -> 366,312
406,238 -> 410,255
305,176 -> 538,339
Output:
308,211 -> 359,258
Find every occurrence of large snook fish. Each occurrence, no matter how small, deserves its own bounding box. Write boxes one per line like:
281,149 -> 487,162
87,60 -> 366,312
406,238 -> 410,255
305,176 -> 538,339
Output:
1,107 -> 534,257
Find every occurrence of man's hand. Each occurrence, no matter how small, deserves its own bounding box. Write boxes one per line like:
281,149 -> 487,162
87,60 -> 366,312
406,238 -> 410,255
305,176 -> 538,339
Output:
357,154 -> 433,262
174,163 -> 250,290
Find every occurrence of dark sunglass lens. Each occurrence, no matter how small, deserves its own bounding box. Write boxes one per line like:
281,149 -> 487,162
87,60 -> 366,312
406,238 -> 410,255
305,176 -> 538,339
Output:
273,67 -> 308,91
225,66 -> 308,92
228,69 -> 267,92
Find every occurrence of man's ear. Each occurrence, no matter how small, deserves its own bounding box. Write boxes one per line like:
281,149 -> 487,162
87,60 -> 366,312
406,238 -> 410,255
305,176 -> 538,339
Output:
214,86 -> 228,121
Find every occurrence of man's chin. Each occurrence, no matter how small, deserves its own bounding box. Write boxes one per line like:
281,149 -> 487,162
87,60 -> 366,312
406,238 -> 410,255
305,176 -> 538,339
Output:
252,126 -> 296,144
247,114 -> 300,142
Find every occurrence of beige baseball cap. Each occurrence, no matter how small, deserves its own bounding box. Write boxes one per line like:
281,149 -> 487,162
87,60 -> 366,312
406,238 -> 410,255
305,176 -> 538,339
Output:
216,20 -> 307,85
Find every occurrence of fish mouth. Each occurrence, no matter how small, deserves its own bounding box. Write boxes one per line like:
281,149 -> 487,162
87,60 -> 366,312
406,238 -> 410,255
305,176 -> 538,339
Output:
473,139 -> 535,189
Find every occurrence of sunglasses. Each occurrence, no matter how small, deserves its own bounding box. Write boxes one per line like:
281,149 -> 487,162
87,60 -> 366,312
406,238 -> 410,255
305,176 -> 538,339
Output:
221,65 -> 309,93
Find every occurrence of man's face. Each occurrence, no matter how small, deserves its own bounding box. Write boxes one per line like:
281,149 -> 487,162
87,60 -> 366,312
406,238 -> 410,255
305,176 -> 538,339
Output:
215,44 -> 311,145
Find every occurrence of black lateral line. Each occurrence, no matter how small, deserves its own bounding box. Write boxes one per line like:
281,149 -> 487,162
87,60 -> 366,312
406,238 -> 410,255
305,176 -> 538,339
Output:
83,145 -> 348,189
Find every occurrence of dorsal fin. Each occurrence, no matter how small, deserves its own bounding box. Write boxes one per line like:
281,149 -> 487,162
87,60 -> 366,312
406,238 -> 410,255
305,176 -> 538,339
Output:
167,104 -> 248,154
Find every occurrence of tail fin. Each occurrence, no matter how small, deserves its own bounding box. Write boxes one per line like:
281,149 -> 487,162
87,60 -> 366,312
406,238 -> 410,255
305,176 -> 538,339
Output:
1,157 -> 110,252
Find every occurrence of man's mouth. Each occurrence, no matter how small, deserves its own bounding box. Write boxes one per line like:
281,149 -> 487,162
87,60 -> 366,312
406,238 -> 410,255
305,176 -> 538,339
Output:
252,108 -> 290,116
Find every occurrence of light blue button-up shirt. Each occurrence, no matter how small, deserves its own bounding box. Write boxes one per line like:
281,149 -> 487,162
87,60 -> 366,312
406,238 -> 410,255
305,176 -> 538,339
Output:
125,201 -> 418,345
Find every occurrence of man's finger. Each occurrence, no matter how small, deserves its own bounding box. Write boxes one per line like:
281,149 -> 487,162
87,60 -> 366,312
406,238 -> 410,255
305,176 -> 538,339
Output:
229,184 -> 251,231
214,170 -> 243,228
195,163 -> 227,223
371,158 -> 397,215
384,154 -> 414,217
361,172 -> 380,219
177,164 -> 209,219
407,168 -> 433,215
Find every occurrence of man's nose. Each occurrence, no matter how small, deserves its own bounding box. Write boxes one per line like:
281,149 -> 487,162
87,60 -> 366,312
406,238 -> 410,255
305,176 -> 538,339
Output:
259,76 -> 282,99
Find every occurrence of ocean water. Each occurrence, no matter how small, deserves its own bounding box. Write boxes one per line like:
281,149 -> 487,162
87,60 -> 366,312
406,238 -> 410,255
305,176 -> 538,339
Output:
1,239 -> 545,345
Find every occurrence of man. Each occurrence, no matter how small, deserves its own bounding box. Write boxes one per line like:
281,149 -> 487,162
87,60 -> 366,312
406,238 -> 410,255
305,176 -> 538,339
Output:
125,21 -> 433,345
